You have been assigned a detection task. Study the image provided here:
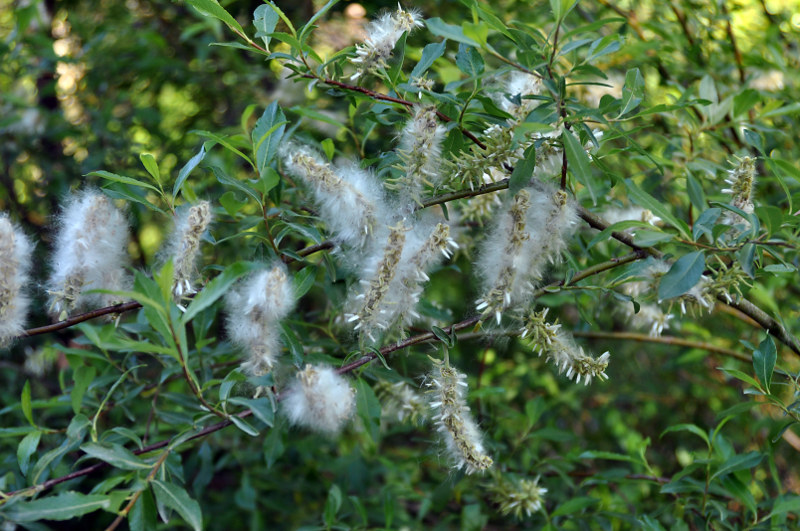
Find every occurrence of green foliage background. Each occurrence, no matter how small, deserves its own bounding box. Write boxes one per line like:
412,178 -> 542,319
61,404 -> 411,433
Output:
1,0 -> 800,529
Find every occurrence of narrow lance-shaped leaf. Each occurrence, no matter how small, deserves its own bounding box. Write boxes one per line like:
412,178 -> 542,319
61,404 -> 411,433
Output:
658,251 -> 706,301
753,335 -> 777,393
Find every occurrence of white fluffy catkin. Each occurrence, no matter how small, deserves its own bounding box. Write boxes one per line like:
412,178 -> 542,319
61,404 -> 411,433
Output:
427,358 -> 493,474
282,364 -> 356,435
166,201 -> 212,300
0,214 -> 33,346
395,105 -> 447,203
350,5 -> 423,81
282,144 -> 386,248
476,184 -> 577,323
47,191 -> 131,320
226,264 -> 295,375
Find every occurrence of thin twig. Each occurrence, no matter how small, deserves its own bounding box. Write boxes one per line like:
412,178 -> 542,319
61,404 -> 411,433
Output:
571,330 -> 750,362
300,74 -> 487,149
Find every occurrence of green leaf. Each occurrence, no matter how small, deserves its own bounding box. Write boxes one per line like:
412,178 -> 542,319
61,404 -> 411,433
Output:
753,335 -> 776,393
455,43 -> 484,77
129,488 -> 158,531
80,442 -> 150,470
21,380 -> 34,426
71,366 -> 96,414
584,35 -> 621,63
17,430 -> 41,477
579,450 -> 641,464
686,173 -> 706,212
230,416 -> 260,436
139,153 -> 160,184
292,266 -> 316,299
320,138 -> 335,161
699,75 -> 718,105
251,102 -> 287,180
186,0 -> 244,35
152,480 -> 203,531
710,451 -> 763,481
173,145 -> 206,201
425,18 -> 479,47
228,397 -> 275,427
720,475 -> 757,519
219,190 -> 248,215
191,130 -> 255,169
563,129 -> 595,204
618,68 -> 644,118
718,367 -> 762,390
324,484 -> 342,527
462,21 -> 488,47
253,4 -> 279,49
263,424 -> 285,468
182,262 -> 259,323
692,208 -> 721,242
737,243 -> 756,279
551,496 -> 598,517
625,179 -> 690,237
632,230 -> 674,247
509,144 -> 536,195
87,171 -> 159,192
212,166 -> 262,205
550,0 -> 577,22
767,495 -> 800,519
733,89 -> 760,117
298,0 -> 339,44
743,129 -> 764,154
657,251 -> 705,301
280,323 -> 304,365
661,423 -> 710,448
410,40 -> 447,80
5,491 -> 111,522
355,379 -> 381,444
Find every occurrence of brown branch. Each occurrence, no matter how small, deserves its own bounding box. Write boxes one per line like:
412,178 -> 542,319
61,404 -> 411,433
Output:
571,330 -> 750,363
0,249 -> 675,500
577,206 -> 660,256
22,301 -> 143,337
300,74 -> 487,150
720,1 -> 746,84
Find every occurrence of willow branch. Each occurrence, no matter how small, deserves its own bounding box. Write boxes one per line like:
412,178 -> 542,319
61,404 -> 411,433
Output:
22,301 -> 143,337
300,74 -> 487,149
571,330 -> 750,363
0,251 -> 664,500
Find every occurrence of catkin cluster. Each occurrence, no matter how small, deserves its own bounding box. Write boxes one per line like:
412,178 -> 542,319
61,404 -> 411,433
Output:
475,183 -> 577,324
283,103 -> 453,346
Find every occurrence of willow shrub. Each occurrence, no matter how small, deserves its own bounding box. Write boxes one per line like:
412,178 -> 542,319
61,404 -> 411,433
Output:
2,0 -> 800,529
